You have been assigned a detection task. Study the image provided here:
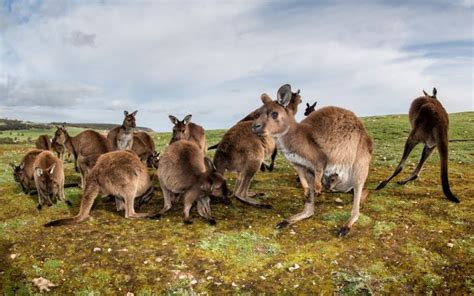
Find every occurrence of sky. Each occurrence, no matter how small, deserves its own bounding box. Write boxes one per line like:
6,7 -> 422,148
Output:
0,0 -> 473,131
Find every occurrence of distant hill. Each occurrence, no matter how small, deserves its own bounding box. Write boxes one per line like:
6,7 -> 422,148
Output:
0,118 -> 153,132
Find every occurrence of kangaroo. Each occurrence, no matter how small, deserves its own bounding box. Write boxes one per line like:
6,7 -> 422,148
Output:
44,151 -> 153,226
212,85 -> 303,207
149,140 -> 230,224
322,173 -> 340,191
169,114 -> 207,153
304,101 -> 317,116
33,151 -> 71,210
51,140 -> 65,160
131,131 -> 158,168
52,126 -> 111,187
107,110 -> 137,151
10,149 -> 43,194
35,135 -> 52,151
376,88 -> 460,203
251,84 -> 373,236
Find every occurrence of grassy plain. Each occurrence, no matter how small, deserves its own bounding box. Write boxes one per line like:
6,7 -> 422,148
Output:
0,112 -> 473,294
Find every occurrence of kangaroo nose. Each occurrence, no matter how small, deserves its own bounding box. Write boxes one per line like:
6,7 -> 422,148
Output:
251,122 -> 263,134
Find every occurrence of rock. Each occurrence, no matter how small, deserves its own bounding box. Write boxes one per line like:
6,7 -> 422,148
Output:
126,293 -> 134,296
335,198 -> 343,204
259,275 -> 266,280
447,242 -> 454,248
190,279 -> 198,285
10,254 -> 17,259
288,263 -> 300,272
93,247 -> 101,252
155,257 -> 163,263
32,277 -> 56,292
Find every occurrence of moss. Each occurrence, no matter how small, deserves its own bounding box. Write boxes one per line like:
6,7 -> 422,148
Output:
0,112 -> 473,293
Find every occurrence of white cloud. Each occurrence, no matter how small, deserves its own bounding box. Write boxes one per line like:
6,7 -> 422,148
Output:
0,1 -> 472,131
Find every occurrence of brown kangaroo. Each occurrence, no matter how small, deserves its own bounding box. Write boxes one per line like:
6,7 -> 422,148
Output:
131,131 -> 158,168
44,151 -> 153,226
52,140 -> 65,160
252,84 -> 373,236
107,110 -> 137,150
33,151 -> 71,209
35,135 -> 52,150
376,88 -> 460,203
149,140 -> 230,225
212,85 -> 303,207
304,101 -> 317,116
52,126 -> 111,187
10,149 -> 43,194
169,114 -> 207,153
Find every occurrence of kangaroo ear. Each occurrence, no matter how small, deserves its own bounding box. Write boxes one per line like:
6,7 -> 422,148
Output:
312,101 -> 317,108
261,93 -> 273,104
35,168 -> 43,177
277,84 -> 292,107
124,110 -> 129,116
423,90 -> 429,97
296,89 -> 300,95
200,180 -> 212,194
168,115 -> 179,125
183,114 -> 192,125
306,103 -> 310,108
49,164 -> 56,175
432,88 -> 437,98
130,110 -> 138,116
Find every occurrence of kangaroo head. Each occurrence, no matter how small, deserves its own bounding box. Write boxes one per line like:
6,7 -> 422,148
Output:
123,110 -> 138,128
422,87 -> 437,99
35,164 -> 57,193
53,125 -> 68,145
169,114 -> 192,141
304,101 -> 317,116
202,157 -> 231,205
148,151 -> 160,169
252,84 -> 298,137
10,162 -> 24,183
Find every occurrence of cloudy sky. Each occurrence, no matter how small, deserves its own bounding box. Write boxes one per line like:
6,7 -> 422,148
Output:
1,0 -> 472,131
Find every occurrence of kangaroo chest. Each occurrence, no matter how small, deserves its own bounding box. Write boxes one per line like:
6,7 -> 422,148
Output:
117,130 -> 133,150
276,139 -> 313,171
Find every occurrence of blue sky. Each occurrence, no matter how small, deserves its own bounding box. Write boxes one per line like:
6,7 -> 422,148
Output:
0,0 -> 472,131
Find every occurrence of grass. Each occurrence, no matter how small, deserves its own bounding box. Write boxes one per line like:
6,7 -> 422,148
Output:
0,112 -> 472,294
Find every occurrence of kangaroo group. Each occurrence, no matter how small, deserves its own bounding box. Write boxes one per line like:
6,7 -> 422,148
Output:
10,84 -> 461,236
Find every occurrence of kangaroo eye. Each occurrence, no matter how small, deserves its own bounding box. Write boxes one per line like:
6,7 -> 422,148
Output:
271,112 -> 278,119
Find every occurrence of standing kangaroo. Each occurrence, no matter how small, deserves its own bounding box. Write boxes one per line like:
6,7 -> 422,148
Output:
376,88 -> 460,203
35,135 -> 52,151
213,85 -> 303,207
150,140 -> 230,224
33,151 -> 71,209
252,84 -> 373,236
107,110 -> 137,151
169,114 -> 207,153
52,126 -> 111,187
10,149 -> 43,194
44,151 -> 153,226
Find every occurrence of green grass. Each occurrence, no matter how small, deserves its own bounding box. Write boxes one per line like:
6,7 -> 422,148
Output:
0,112 -> 472,294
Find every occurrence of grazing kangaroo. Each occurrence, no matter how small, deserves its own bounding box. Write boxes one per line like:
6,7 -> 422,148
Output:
150,140 -> 230,224
169,114 -> 207,153
131,131 -> 158,168
376,88 -> 460,203
33,151 -> 71,209
107,110 -> 137,151
44,151 -> 153,226
10,149 -> 43,194
252,84 -> 373,236
52,126 -> 111,187
35,135 -> 52,151
304,101 -> 317,116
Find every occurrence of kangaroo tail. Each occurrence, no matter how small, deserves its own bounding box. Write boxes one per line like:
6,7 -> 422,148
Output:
436,128 -> 460,203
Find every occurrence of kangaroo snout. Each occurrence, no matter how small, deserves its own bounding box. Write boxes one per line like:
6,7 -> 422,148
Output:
251,122 -> 264,134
